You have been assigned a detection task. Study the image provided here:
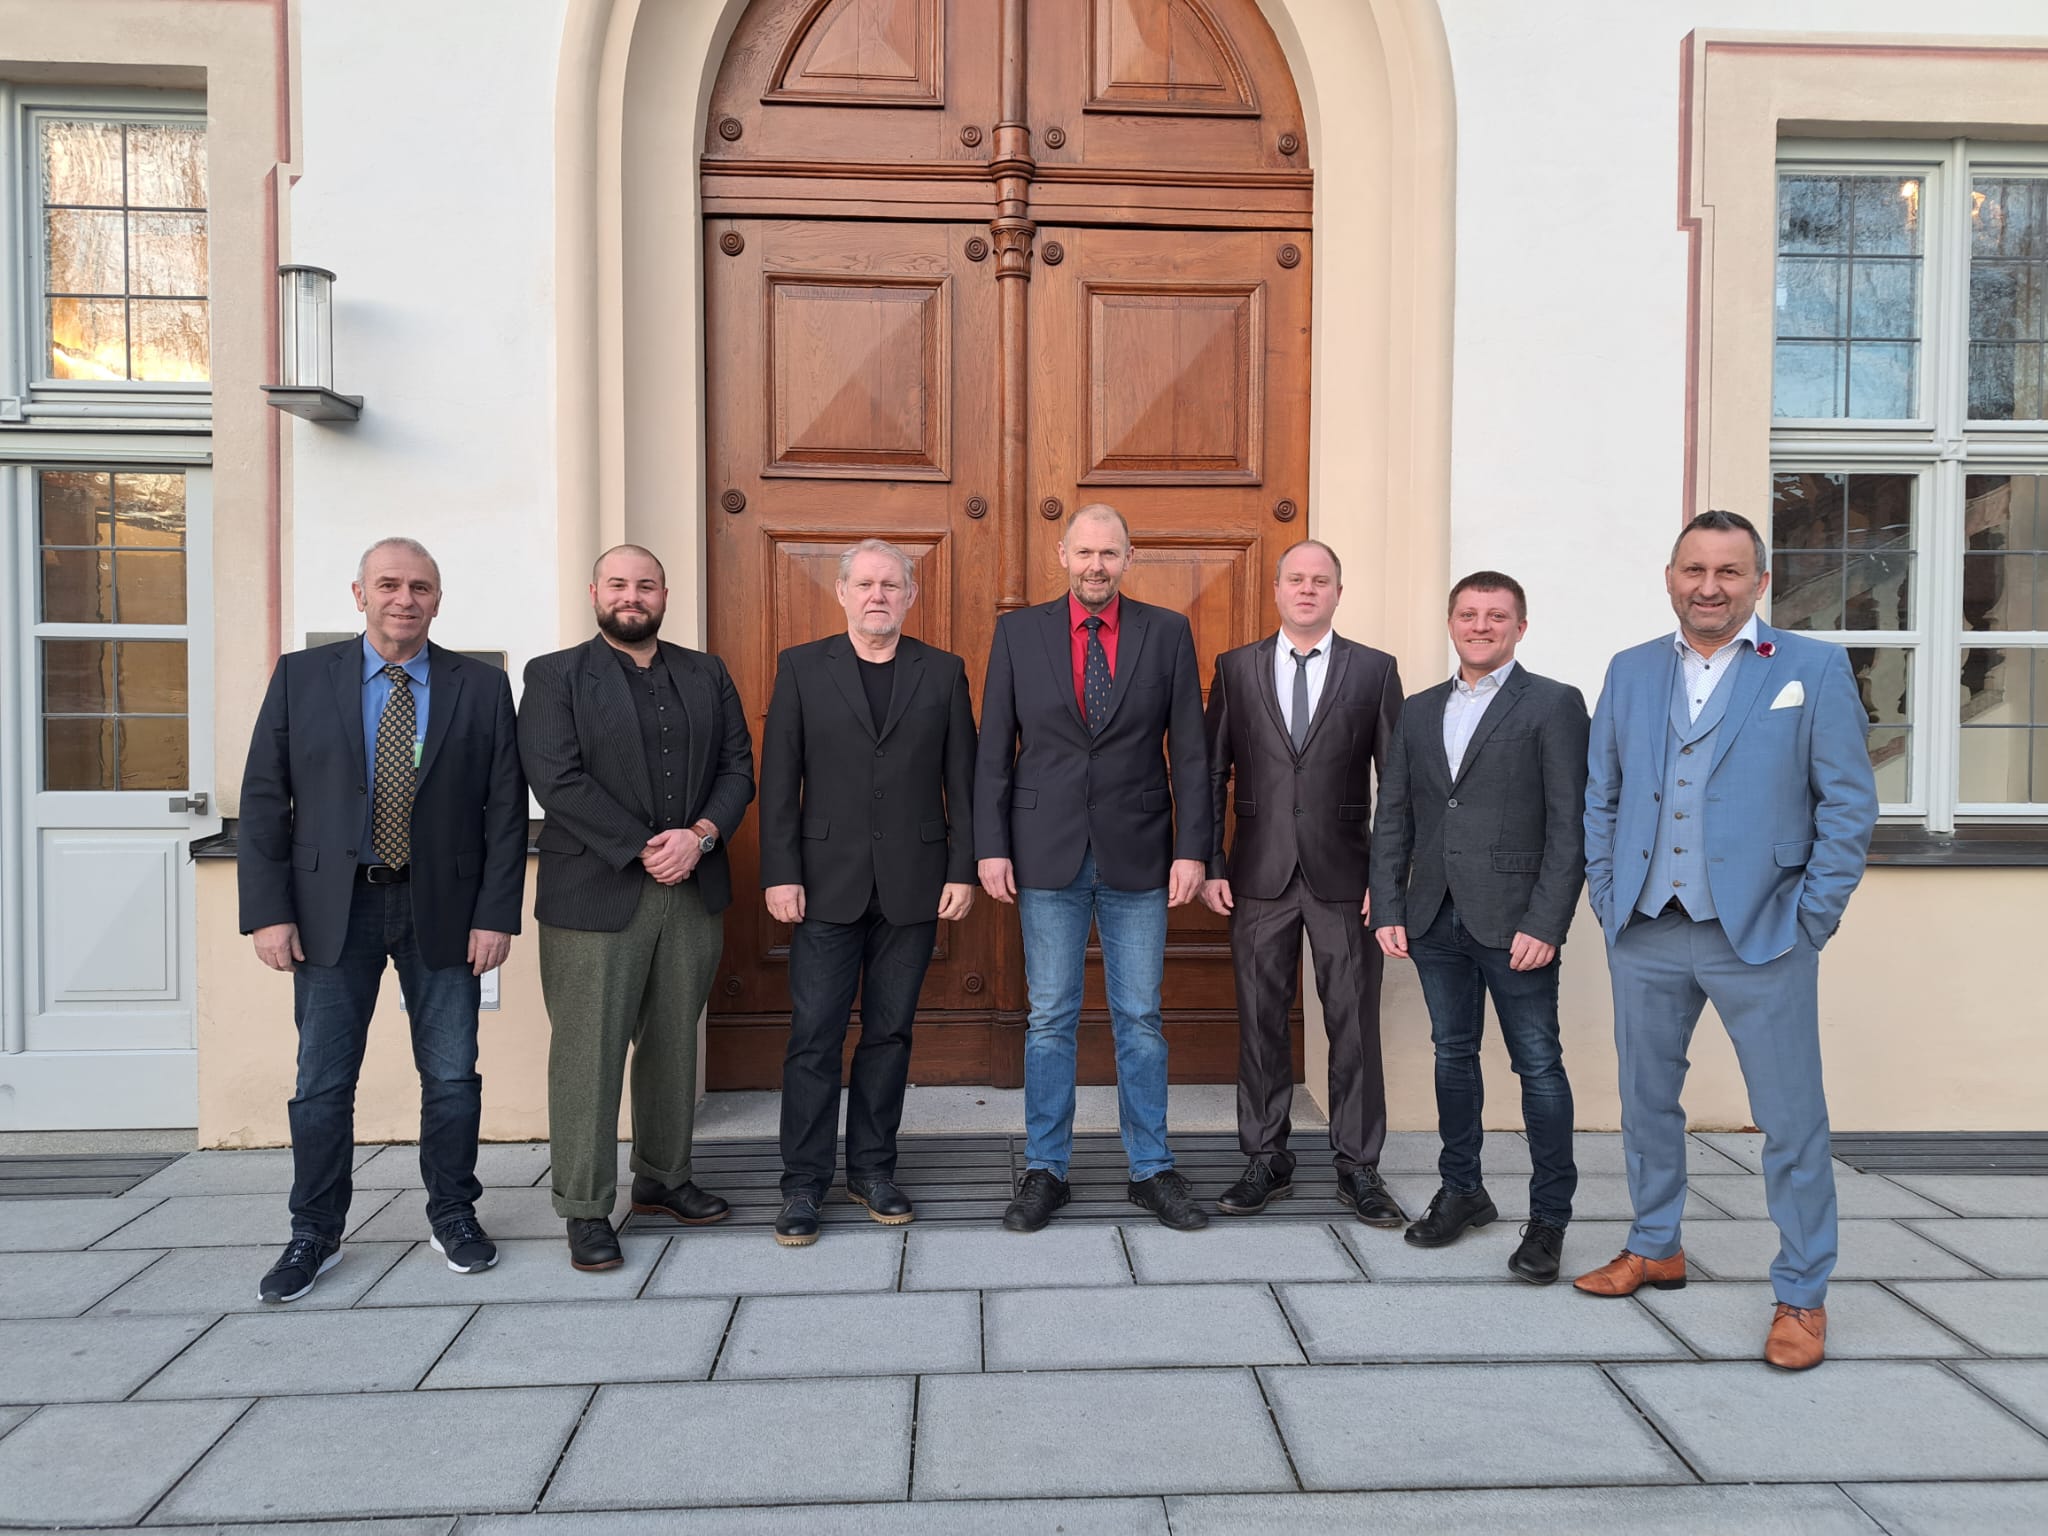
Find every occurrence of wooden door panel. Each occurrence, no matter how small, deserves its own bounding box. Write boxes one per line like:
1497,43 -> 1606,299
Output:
765,275 -> 952,478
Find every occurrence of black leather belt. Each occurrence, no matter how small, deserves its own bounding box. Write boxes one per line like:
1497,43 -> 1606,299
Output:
359,863 -> 411,885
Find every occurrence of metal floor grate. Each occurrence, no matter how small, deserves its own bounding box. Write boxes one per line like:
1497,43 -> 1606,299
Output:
1829,1132 -> 2048,1175
0,1153 -> 180,1200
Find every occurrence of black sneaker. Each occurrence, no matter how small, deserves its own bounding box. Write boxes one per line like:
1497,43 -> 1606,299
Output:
257,1234 -> 340,1303
566,1216 -> 623,1272
775,1193 -> 823,1247
1403,1185 -> 1499,1248
1509,1220 -> 1567,1284
1002,1169 -> 1071,1233
430,1216 -> 498,1274
1128,1169 -> 1209,1231
1217,1158 -> 1295,1216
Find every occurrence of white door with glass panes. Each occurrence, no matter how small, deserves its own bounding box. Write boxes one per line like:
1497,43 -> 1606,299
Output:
1,466 -> 214,1128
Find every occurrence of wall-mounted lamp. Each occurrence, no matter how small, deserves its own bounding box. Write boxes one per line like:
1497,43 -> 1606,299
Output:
261,265 -> 363,422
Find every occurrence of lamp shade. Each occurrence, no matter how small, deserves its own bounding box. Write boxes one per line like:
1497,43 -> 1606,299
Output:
277,265 -> 336,390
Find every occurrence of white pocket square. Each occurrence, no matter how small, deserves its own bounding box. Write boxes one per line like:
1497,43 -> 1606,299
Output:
1770,680 -> 1805,710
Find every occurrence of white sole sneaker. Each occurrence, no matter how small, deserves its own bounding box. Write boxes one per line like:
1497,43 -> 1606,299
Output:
430,1234 -> 500,1274
257,1245 -> 342,1303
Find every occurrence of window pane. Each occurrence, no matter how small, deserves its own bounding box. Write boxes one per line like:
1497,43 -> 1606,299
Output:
1846,341 -> 1917,418
41,548 -> 114,623
128,212 -> 207,297
129,299 -> 209,383
117,718 -> 188,791
115,642 -> 188,714
1773,341 -> 1844,418
39,119 -> 123,206
113,551 -> 187,623
44,719 -> 114,791
114,474 -> 186,547
48,296 -> 128,380
1963,476 -> 2048,632
1970,176 -> 2048,421
42,640 -> 112,714
1774,553 -> 1844,630
1776,257 -> 1843,339
44,208 -> 124,294
1849,260 -> 1919,339
125,124 -> 207,209
1774,173 -> 1923,418
1771,472 -> 1915,631
1960,647 -> 2048,802
39,470 -> 113,546
1846,644 -> 1914,802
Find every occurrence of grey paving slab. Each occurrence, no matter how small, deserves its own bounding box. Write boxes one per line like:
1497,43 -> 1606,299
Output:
1679,1218 -> 1985,1282
1563,1133 -> 1751,1178
1376,1129 -> 1529,1174
984,1283 -> 1301,1370
1278,1280 -> 1689,1362
643,1227 -> 903,1297
461,1499 -> 1168,1534
89,1241 -> 412,1315
138,1304 -> 473,1398
122,1148 -> 302,1198
1885,1174 -> 2048,1217
1,1520 -> 452,1536
1906,1217 -> 2048,1277
156,1387 -> 589,1521
350,1184 -> 619,1243
0,1247 -> 165,1318
717,1290 -> 979,1379
1688,1171 -> 1949,1220
1953,1360 -> 2048,1437
1638,1281 -> 1976,1358
0,1313 -> 213,1403
0,1404 -> 29,1440
1694,1131 -> 1767,1172
0,1195 -> 160,1251
1386,1174 -> 1723,1225
543,1377 -> 911,1508
1612,1360 -> 2048,1480
1893,1279 -> 2048,1356
1123,1220 -> 1358,1284
1260,1362 -> 1691,1489
90,1189 -> 399,1248
1342,1219 -> 1638,1282
1843,1482 -> 2048,1536
915,1368 -> 1291,1499
0,1397 -> 247,1526
357,1235 -> 666,1307
1168,1484 -> 1881,1534
354,1142 -> 551,1189
425,1298 -> 730,1388
902,1224 -> 1131,1290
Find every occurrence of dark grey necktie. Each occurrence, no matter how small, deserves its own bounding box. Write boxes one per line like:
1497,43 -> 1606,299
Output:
1082,615 -> 1112,733
1290,647 -> 1319,751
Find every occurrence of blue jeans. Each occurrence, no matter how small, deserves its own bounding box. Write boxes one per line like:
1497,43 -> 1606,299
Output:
1017,848 -> 1173,1181
287,879 -> 483,1241
1409,904 -> 1577,1227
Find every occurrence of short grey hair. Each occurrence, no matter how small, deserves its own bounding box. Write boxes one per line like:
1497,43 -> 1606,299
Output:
1671,509 -> 1768,574
837,538 -> 917,585
356,536 -> 441,588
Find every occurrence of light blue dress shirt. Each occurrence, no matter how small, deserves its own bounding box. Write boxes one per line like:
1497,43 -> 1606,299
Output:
360,637 -> 430,863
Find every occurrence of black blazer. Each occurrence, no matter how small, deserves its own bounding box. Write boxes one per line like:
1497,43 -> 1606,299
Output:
237,639 -> 528,970
1368,664 -> 1590,950
1204,633 -> 1402,903
974,595 -> 1211,892
758,634 -> 977,926
517,635 -> 755,929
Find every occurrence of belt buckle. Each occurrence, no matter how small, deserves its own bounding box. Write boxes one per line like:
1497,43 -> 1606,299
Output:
365,863 -> 405,885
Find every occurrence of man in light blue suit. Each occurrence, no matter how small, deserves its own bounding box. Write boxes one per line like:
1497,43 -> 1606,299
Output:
1576,510 -> 1878,1372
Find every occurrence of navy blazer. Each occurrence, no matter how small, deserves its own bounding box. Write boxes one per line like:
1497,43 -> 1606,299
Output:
237,639 -> 528,970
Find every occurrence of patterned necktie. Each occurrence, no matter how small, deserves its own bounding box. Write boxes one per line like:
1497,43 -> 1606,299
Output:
1290,648 -> 1319,752
371,663 -> 416,866
1082,615 -> 1112,733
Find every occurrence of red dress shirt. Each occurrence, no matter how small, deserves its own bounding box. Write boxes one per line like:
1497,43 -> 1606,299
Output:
1068,592 -> 1121,717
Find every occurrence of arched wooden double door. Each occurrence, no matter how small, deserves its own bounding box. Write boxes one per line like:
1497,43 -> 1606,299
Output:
703,0 -> 1312,1088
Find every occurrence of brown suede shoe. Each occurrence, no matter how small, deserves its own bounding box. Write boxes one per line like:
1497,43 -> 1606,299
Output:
1764,1303 -> 1827,1370
1572,1249 -> 1688,1297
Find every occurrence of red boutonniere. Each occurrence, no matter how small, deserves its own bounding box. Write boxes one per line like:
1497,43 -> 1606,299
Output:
1755,641 -> 1776,658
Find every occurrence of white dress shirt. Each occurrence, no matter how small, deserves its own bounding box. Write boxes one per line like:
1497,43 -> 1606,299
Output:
1676,614 -> 1760,723
1275,628 -> 1335,735
1442,658 -> 1516,777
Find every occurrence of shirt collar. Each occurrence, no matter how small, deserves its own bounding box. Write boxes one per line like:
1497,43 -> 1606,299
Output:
1451,657 -> 1516,695
1281,628 -> 1334,660
1674,614 -> 1760,663
363,636 -> 429,684
1069,592 -> 1120,633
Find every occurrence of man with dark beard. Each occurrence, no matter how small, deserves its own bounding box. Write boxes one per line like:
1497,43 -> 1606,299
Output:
517,544 -> 755,1271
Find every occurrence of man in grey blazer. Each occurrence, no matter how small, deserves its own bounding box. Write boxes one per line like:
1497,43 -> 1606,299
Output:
1577,510 -> 1877,1371
1370,571 -> 1590,1283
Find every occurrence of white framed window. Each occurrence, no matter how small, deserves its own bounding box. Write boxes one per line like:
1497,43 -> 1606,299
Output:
0,85 -> 210,428
1774,139 -> 2048,829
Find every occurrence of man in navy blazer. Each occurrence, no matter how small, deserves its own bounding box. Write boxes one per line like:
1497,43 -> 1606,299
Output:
239,538 -> 527,1303
975,504 -> 1213,1233
1577,510 -> 1878,1371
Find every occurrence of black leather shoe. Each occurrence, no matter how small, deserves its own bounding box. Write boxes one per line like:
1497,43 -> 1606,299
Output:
1509,1219 -> 1567,1284
630,1176 -> 731,1225
847,1176 -> 914,1225
566,1216 -> 623,1272
1216,1159 -> 1294,1216
1002,1169 -> 1071,1233
1403,1185 -> 1499,1247
1336,1167 -> 1408,1228
774,1193 -> 822,1247
1128,1169 -> 1210,1231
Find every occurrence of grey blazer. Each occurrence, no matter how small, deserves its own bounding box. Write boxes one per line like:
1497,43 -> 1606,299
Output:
1368,664 -> 1590,950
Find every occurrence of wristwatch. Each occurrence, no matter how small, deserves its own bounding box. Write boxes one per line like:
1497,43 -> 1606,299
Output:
696,827 -> 718,854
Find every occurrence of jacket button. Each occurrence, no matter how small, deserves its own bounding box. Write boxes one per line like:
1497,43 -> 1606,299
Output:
1641,850 -> 1650,859
1294,807 -> 1304,816
875,748 -> 884,757
873,831 -> 882,840
1447,797 -> 1459,809
1294,764 -> 1304,774
1091,751 -> 1100,759
345,848 -> 356,859
874,790 -> 883,799
1653,792 -> 1661,803
357,785 -> 366,795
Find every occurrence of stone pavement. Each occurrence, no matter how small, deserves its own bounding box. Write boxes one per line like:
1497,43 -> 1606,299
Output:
0,1130 -> 2044,1533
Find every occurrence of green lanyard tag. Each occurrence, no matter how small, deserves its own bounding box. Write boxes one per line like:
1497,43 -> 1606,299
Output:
413,738 -> 423,771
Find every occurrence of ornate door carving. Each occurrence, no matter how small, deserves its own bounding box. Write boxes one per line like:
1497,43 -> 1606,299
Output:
703,0 -> 1311,1088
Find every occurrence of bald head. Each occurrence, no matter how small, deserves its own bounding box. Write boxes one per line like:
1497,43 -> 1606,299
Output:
589,544 -> 667,647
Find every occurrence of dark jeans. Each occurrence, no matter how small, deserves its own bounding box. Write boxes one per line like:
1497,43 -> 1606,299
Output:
779,888 -> 937,1198
287,879 -> 483,1241
1409,903 -> 1577,1227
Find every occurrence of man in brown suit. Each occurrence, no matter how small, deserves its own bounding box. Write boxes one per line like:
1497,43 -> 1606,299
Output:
1202,540 -> 1407,1225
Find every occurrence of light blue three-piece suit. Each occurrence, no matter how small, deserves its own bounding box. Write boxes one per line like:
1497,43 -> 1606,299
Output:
1585,619 -> 1879,1307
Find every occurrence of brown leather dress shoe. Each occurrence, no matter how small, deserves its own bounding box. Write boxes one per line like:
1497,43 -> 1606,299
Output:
1764,1303 -> 1827,1370
1572,1248 -> 1687,1296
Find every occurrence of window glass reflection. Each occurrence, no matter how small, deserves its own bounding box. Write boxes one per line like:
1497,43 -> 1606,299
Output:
1969,176 -> 2048,421
1770,472 -> 1916,632
1775,173 -> 1924,419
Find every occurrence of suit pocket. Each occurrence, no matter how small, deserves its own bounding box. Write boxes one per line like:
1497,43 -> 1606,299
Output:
1012,788 -> 1038,810
1234,797 -> 1257,816
537,824 -> 584,856
1492,851 -> 1544,873
291,842 -> 320,872
456,849 -> 482,879
802,816 -> 830,840
1140,788 -> 1170,812
920,819 -> 947,843
1774,839 -> 1814,868
1337,803 -> 1369,822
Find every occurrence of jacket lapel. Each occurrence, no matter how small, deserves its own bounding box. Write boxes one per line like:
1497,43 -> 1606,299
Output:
329,642 -> 367,773
1297,635 -> 1350,754
584,636 -> 655,819
1252,633 -> 1291,751
1413,682 -> 1452,789
824,635 -> 878,742
1449,666 -> 1529,788
878,637 -> 925,743
1039,599 -> 1087,731
1707,625 -> 1778,776
1092,600 -> 1150,734
659,641 -> 711,818
416,642 -> 462,785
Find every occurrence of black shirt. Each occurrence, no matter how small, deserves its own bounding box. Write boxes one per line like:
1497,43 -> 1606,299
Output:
612,642 -> 690,831
856,655 -> 895,734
